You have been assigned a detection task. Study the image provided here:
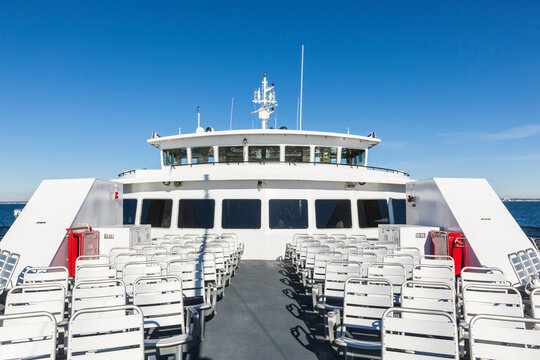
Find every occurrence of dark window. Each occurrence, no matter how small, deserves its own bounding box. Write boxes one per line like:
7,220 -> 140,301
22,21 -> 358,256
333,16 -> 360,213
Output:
314,147 -> 337,163
315,200 -> 352,228
123,199 -> 137,225
191,146 -> 214,164
341,148 -> 365,165
163,148 -> 188,166
357,200 -> 389,228
248,146 -> 280,162
285,146 -> 310,162
222,199 -> 261,229
178,199 -> 215,228
219,146 -> 244,162
141,199 -> 172,228
269,199 -> 308,229
391,199 -> 406,224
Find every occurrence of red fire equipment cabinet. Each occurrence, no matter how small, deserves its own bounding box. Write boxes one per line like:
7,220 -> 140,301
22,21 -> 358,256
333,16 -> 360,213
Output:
430,230 -> 468,275
66,226 -> 100,277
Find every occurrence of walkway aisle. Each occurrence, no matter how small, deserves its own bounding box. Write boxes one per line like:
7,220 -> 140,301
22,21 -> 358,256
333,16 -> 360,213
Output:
193,260 -> 338,360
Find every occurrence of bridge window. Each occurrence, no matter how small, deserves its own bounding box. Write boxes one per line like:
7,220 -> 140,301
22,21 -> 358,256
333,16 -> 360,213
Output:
315,199 -> 352,228
191,146 -> 214,164
341,148 -> 365,165
123,199 -> 137,225
357,199 -> 389,228
390,199 -> 406,224
178,199 -> 215,228
163,148 -> 188,166
269,199 -> 308,229
141,199 -> 172,228
219,146 -> 244,162
285,146 -> 310,162
222,199 -> 261,229
314,147 -> 337,164
248,146 -> 280,162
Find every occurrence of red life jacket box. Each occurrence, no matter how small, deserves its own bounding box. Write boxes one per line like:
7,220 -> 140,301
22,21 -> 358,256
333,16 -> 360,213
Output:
66,226 -> 100,277
430,230 -> 468,275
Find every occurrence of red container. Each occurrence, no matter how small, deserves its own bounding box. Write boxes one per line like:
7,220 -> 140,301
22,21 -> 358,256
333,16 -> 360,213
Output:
430,230 -> 467,275
66,226 -> 100,277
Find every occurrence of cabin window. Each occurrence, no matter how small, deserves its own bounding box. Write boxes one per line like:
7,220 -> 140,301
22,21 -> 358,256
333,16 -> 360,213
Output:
163,148 -> 188,166
178,199 -> 215,228
191,146 -> 214,164
314,147 -> 337,164
391,199 -> 406,224
123,199 -> 137,225
357,199 -> 389,228
341,148 -> 365,165
269,199 -> 308,229
315,199 -> 352,228
248,146 -> 280,162
222,199 -> 261,229
285,146 -> 310,162
141,199 -> 172,228
219,146 -> 244,162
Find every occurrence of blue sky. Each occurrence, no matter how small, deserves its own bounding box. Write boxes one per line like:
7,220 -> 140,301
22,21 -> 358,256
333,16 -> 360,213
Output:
0,1 -> 539,200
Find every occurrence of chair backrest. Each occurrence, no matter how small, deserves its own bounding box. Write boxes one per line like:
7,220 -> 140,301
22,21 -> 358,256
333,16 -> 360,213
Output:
67,305 -> 144,359
413,264 -> 455,288
394,247 -> 421,264
420,254 -> 455,271
109,247 -> 139,260
469,315 -> 540,360
151,251 -> 182,271
188,252 -> 217,282
0,311 -> 57,360
113,252 -> 148,271
168,259 -> 206,298
72,279 -> 126,313
311,233 -> 328,241
331,234 -> 348,241
532,288 -> 540,320
462,284 -> 523,325
23,266 -> 69,293
75,263 -> 117,282
324,240 -> 346,252
305,245 -> 330,270
6,283 -> 66,323
401,280 -> 456,318
364,246 -> 389,261
312,251 -> 343,282
367,262 -> 407,295
382,307 -> 458,360
383,253 -> 415,279
460,266 -> 509,292
347,251 -> 378,277
323,261 -> 362,299
133,275 -> 186,332
204,244 -> 226,271
299,240 -> 321,263
76,254 -> 110,268
508,248 -> 540,287
342,277 -> 393,331
122,261 -> 162,296
0,252 -> 20,289
171,244 -> 198,258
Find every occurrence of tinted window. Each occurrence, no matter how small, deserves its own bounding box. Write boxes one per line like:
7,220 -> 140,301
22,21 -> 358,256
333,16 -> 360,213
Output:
163,148 -> 188,166
248,146 -> 280,162
285,146 -> 310,162
341,148 -> 365,165
314,147 -> 337,163
357,199 -> 389,228
219,146 -> 244,162
178,199 -> 215,228
191,146 -> 214,164
222,199 -> 261,229
269,199 -> 308,229
123,199 -> 137,225
315,200 -> 352,228
141,199 -> 172,228
391,199 -> 406,224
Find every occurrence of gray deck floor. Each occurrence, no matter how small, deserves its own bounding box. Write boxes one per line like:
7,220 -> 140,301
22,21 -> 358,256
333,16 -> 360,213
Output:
188,260 -> 339,360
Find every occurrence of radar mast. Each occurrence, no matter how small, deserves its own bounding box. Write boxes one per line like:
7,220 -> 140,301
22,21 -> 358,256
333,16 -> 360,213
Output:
252,72 -> 277,129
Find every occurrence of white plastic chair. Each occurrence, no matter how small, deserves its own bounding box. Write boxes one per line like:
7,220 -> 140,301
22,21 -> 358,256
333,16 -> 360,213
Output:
382,307 -> 459,359
122,260 -> 161,298
75,263 -> 117,282
347,252 -> 378,277
413,263 -> 455,288
67,305 -> 145,359
23,266 -> 69,294
401,280 -> 456,318
0,251 -> 19,293
394,246 -> 421,264
383,253 -> 415,279
367,262 -> 406,299
72,279 -> 126,313
5,283 -> 66,325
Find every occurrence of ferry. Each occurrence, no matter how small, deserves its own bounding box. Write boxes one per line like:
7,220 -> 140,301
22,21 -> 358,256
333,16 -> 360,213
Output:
0,74 -> 539,360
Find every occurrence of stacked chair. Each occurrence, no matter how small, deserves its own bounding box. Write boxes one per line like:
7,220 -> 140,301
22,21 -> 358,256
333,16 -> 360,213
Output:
0,232 -> 243,359
285,233 -> 540,359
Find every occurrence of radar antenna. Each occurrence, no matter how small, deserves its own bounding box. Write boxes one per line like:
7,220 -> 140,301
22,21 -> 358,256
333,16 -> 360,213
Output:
252,72 -> 278,129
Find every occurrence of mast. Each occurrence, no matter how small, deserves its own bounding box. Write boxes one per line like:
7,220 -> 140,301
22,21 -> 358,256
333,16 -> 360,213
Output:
252,72 -> 278,129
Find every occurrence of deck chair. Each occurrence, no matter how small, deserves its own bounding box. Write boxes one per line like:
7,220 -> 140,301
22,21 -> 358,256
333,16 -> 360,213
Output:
383,253 -> 415,279
6,283 -> 66,325
363,246 -> 389,261
469,314 -> 540,360
67,305 -> 145,359
413,263 -> 455,288
394,246 -> 421,264
187,252 -> 221,308
382,307 -> 459,359
367,262 -> 406,300
347,251 -> 377,277
421,254 -> 455,269
401,280 -> 456,318
305,251 -> 343,301
0,251 -> 20,293
75,254 -> 109,267
532,288 -> 540,320
133,275 -> 194,359
0,311 -> 57,360
508,248 -> 540,289
329,278 -> 393,355
72,279 -> 126,313
122,261 -> 162,298
459,266 -> 509,293
151,251 -> 182,271
22,266 -> 69,295
75,263 -> 117,282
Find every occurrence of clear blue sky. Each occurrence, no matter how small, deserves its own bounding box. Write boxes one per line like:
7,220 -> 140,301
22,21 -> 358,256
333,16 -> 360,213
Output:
1,1 -> 539,200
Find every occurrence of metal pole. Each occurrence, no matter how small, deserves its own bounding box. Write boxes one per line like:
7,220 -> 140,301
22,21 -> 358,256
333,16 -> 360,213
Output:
296,97 -> 299,130
230,97 -> 234,130
299,44 -> 304,131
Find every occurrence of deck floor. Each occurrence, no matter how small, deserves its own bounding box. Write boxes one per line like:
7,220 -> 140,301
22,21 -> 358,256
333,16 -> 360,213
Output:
188,260 -> 340,360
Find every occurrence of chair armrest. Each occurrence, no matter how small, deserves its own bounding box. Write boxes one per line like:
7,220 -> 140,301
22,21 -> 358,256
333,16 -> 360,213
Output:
327,310 -> 340,342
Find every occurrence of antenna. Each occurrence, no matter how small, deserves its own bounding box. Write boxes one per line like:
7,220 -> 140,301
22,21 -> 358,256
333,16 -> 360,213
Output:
299,44 -> 304,130
196,106 -> 204,133
252,72 -> 278,129
296,97 -> 299,130
230,97 -> 234,130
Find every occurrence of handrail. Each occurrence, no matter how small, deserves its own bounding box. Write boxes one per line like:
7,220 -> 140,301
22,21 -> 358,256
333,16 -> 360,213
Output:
118,161 -> 409,177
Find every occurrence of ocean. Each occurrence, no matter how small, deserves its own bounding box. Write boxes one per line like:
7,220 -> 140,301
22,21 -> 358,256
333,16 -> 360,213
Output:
0,201 -> 539,237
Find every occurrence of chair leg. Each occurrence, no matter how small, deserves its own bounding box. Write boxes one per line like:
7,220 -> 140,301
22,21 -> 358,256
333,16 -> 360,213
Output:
175,345 -> 183,360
